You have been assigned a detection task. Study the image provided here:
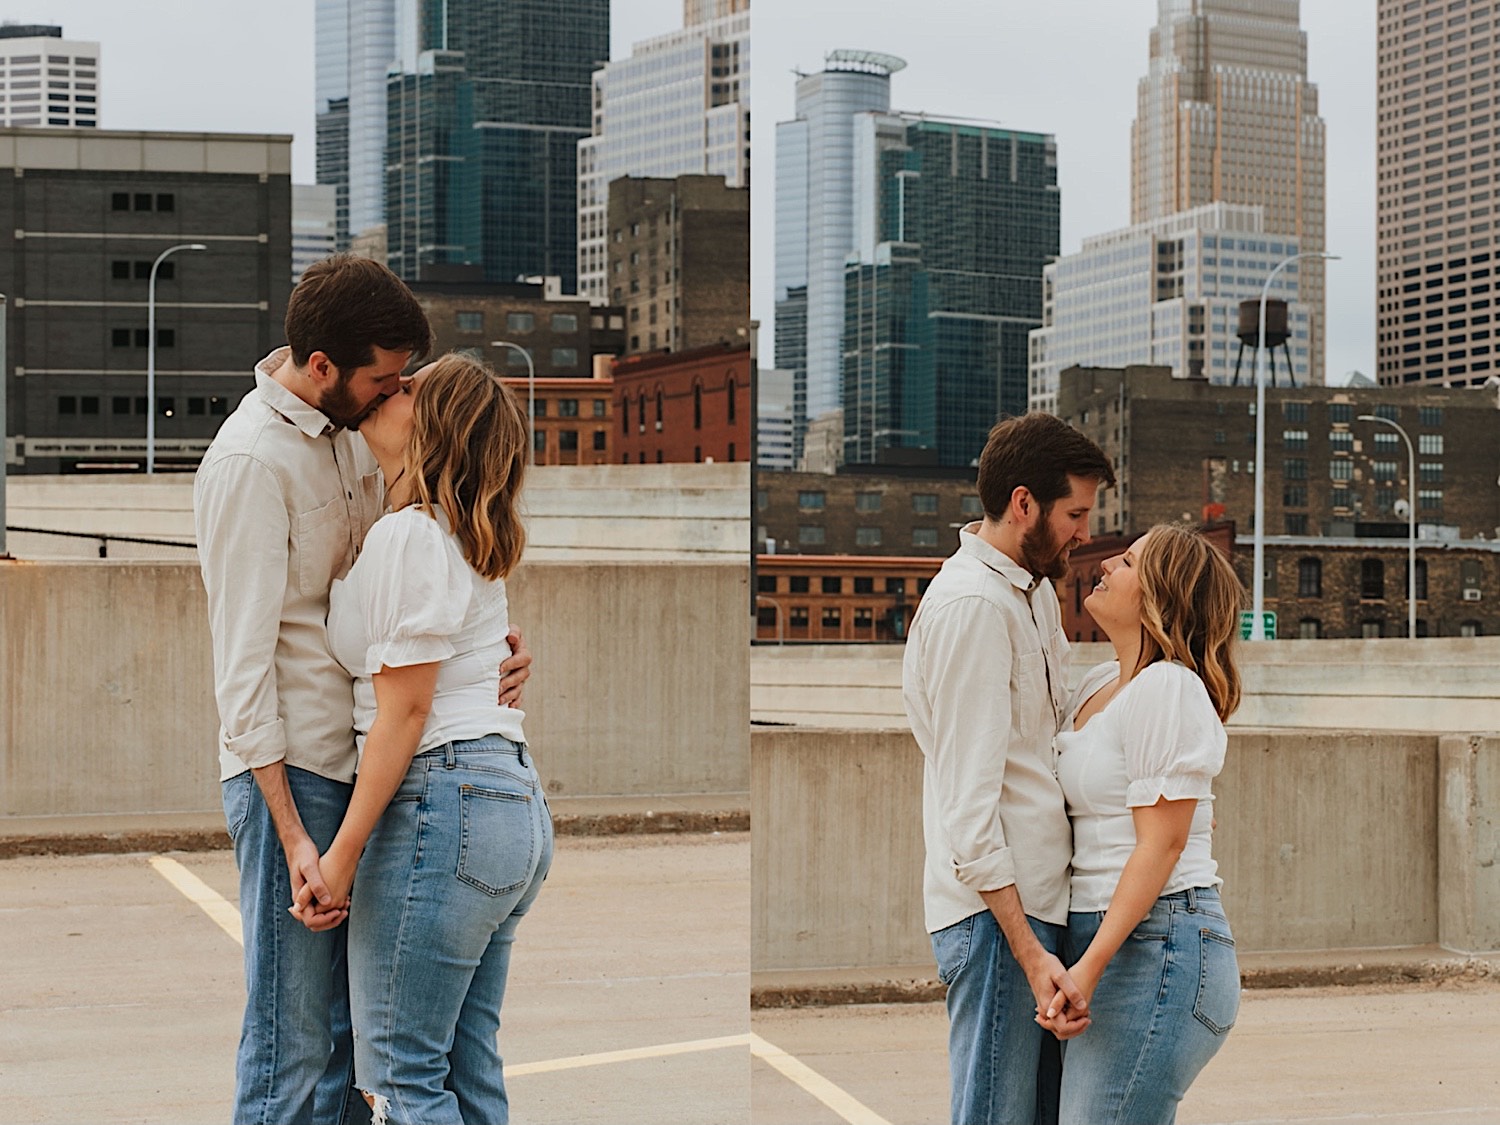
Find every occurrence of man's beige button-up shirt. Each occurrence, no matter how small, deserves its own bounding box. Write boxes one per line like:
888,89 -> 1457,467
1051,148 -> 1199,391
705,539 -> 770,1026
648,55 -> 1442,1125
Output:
193,349 -> 385,783
902,524 -> 1073,934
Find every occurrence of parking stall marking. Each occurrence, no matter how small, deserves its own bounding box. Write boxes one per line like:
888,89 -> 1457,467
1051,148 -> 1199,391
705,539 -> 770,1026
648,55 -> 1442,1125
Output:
750,1032 -> 893,1125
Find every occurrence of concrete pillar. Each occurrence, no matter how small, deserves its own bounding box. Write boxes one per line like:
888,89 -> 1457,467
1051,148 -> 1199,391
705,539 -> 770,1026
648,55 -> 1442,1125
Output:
1438,734 -> 1500,954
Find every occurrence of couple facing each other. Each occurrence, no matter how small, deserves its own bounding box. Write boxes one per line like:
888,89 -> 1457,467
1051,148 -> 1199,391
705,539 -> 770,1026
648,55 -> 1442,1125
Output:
194,255 -> 550,1125
904,413 -> 1243,1125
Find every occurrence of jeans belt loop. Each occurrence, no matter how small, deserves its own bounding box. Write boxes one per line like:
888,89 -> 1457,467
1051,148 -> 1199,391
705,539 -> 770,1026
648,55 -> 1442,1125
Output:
1185,885 -> 1200,913
517,741 -> 529,767
443,741 -> 457,770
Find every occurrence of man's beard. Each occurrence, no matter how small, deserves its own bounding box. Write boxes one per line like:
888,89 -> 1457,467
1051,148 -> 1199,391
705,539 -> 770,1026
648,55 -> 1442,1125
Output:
318,372 -> 375,431
1020,514 -> 1071,581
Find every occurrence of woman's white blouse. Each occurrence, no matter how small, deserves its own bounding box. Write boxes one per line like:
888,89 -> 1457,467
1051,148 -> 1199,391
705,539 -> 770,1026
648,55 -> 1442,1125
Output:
1054,660 -> 1225,913
328,506 -> 525,757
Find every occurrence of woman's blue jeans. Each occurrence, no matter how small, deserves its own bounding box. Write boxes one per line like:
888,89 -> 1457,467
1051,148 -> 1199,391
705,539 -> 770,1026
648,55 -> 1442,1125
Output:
1060,886 -> 1240,1125
347,735 -> 553,1125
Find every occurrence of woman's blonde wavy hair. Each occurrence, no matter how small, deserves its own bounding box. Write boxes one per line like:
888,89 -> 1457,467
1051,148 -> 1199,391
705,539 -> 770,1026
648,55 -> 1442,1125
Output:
1133,524 -> 1244,720
396,352 -> 528,580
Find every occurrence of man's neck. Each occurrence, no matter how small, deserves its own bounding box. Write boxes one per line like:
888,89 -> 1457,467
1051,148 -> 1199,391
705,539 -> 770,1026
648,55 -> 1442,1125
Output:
267,351 -> 323,411
974,517 -> 1032,577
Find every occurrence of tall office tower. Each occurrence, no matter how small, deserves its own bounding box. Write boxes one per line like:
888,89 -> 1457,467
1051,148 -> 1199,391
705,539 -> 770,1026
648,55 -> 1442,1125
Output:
386,0 -> 608,289
0,26 -> 99,129
774,50 -> 901,468
1028,204 -> 1310,414
842,115 -> 1059,468
292,184 -> 339,284
1131,0 -> 1326,383
1376,0 -> 1500,388
314,0 -> 396,252
576,1 -> 749,301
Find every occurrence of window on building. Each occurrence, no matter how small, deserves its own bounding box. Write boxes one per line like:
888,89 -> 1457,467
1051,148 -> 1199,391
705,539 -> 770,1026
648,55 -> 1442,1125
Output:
1298,618 -> 1322,640
1329,430 -> 1353,453
506,312 -> 535,333
693,383 -> 703,429
111,260 -> 130,280
1419,406 -> 1444,427
1285,514 -> 1308,535
531,398 -> 547,418
593,399 -> 607,418
854,577 -> 874,595
157,329 -> 175,348
960,495 -> 983,517
1330,487 -> 1351,509
455,311 -> 483,333
551,313 -> 578,333
1419,433 -> 1444,454
133,192 -> 152,211
789,576 -> 810,593
1284,485 -> 1307,507
886,577 -> 906,595
1372,460 -> 1399,480
1418,488 -> 1443,511
855,491 -> 882,513
593,431 -> 606,452
1330,459 -> 1353,481
798,525 -> 825,546
727,377 -> 737,422
798,491 -> 825,510
111,192 -> 129,211
1298,557 -> 1322,597
1460,620 -> 1482,638
1282,401 -> 1309,422
758,575 -> 777,593
1283,459 -> 1308,480
912,493 -> 938,514
189,397 -> 206,415
1419,462 -> 1444,484
110,328 -> 130,347
638,393 -> 646,432
821,607 -> 841,631
789,607 -> 809,631
821,577 -> 841,594
558,399 -> 579,418
855,526 -> 882,547
756,606 -> 779,629
58,395 -> 76,415
533,430 -> 546,455
1361,558 -> 1386,600
505,348 -> 529,370
1409,558 -> 1429,601
158,397 -> 175,417
1283,429 -> 1308,450
209,397 -> 227,416
1329,403 -> 1354,423
1461,560 -> 1482,597
558,430 -> 579,453
912,527 -> 939,548
1362,620 -> 1384,639
155,193 -> 174,212
1374,404 -> 1398,422
552,348 -> 578,369
112,396 -> 130,415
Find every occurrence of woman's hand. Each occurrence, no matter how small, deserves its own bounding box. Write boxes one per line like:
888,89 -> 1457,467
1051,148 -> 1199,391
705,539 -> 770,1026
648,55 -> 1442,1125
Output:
499,625 -> 531,707
1039,959 -> 1101,1039
289,845 -> 356,931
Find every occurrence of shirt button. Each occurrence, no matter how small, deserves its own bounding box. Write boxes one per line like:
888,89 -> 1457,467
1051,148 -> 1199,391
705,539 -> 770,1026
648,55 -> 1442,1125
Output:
346,491 -> 353,499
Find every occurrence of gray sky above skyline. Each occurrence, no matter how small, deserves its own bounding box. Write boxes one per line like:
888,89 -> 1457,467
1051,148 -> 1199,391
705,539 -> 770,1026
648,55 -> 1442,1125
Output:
752,0 -> 1377,385
16,0 -> 681,179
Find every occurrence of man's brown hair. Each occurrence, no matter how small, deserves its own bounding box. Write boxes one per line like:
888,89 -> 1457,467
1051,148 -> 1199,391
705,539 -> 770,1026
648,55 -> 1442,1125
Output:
976,413 -> 1116,520
285,254 -> 433,372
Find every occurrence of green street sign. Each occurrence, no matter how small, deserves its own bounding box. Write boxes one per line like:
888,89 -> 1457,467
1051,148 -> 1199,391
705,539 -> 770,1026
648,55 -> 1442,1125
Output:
1240,611 -> 1276,640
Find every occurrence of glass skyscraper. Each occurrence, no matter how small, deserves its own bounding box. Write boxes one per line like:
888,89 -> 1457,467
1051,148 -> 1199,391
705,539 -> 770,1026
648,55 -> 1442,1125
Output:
384,0 -> 607,288
841,116 -> 1059,468
577,1 -> 749,301
315,0 -> 397,252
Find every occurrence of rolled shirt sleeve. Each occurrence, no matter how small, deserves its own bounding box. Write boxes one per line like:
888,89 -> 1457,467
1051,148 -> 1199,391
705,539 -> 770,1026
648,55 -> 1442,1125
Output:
358,511 -> 466,675
918,596 -> 1018,893
1119,662 -> 1227,808
194,453 -> 292,771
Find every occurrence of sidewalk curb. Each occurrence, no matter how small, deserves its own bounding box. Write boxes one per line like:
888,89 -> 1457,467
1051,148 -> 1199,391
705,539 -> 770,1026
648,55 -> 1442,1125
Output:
0,807 -> 751,858
750,956 -> 1500,1009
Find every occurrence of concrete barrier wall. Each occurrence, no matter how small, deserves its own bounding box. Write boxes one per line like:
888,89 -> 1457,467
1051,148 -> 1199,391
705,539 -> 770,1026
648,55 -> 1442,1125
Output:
751,725 -> 1500,972
0,558 -> 748,820
752,637 -> 1500,733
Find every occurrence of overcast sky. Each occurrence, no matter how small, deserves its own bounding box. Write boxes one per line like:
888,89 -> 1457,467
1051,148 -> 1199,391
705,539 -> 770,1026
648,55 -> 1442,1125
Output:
16,0 -> 682,175
751,0 -> 1377,384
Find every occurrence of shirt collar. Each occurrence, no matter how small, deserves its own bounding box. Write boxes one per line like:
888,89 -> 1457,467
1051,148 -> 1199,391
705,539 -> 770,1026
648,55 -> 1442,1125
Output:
957,522 -> 1039,593
254,347 -> 336,439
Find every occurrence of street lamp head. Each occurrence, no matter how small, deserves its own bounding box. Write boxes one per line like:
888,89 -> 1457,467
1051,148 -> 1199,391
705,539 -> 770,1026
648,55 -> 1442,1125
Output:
187,243 -> 208,252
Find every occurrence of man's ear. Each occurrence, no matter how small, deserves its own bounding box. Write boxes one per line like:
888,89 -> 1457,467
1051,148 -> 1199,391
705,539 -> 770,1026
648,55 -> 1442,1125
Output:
305,351 -> 337,387
1010,485 -> 1034,523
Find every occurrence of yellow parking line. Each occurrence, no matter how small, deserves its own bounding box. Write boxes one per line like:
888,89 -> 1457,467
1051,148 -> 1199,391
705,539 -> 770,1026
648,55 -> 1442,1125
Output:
750,1033 -> 893,1125
507,1034 -> 750,1076
146,854 -> 748,1081
148,855 -> 243,945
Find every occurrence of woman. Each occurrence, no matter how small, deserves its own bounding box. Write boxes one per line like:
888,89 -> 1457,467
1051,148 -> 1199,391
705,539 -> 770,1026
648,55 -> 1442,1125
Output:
296,353 -> 552,1125
1043,524 -> 1242,1124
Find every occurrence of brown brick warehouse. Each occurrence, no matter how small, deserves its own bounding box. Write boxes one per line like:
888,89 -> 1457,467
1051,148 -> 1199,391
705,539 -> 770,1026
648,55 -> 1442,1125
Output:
753,365 -> 1500,642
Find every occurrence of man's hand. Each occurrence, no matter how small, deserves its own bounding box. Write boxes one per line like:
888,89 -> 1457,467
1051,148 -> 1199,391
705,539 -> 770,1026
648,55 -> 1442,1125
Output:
285,834 -> 347,932
1024,951 -> 1091,1040
499,625 -> 532,708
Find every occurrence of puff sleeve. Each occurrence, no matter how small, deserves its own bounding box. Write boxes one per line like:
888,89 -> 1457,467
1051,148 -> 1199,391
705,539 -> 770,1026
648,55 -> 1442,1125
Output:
1117,661 -> 1226,808
357,509 -> 469,675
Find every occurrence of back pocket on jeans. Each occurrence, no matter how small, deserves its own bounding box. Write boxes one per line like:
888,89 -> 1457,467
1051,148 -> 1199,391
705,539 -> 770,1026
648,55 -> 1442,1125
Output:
457,784 -> 537,896
931,915 -> 976,986
1193,929 -> 1240,1035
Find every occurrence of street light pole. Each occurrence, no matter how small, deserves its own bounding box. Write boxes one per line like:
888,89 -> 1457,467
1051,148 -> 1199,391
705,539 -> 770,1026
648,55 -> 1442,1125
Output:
146,243 -> 208,474
491,339 -> 536,466
1358,414 -> 1418,639
0,293 -> 8,558
1251,250 -> 1339,640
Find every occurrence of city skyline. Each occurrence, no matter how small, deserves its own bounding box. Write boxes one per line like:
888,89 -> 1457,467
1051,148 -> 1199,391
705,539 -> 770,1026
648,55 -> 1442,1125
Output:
754,0 -> 1379,386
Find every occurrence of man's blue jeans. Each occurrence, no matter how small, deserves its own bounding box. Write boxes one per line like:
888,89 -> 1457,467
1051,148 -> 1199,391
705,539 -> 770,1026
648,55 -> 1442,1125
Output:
348,736 -> 553,1125
223,766 -> 370,1125
932,909 -> 1064,1125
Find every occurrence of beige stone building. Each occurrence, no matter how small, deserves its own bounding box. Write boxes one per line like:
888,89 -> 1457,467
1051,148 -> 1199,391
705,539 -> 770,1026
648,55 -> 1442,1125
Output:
1130,0 -> 1327,384
1376,0 -> 1500,389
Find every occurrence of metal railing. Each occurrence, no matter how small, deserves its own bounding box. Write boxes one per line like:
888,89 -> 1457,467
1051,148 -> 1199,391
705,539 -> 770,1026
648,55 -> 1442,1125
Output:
4,525 -> 197,559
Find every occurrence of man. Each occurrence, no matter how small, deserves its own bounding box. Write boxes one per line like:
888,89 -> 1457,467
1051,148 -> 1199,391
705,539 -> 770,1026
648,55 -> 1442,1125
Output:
194,255 -> 531,1125
903,412 -> 1116,1125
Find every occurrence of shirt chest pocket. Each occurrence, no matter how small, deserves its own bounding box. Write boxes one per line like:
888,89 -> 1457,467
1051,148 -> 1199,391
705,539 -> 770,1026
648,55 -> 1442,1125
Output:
292,497 -> 350,594
1011,649 -> 1048,739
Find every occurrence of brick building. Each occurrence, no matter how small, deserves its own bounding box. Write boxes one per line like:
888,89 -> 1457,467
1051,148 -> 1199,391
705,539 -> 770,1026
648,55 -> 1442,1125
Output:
1059,365 -> 1500,541
612,342 -> 749,464
500,374 -> 613,467
607,174 -> 749,356
754,554 -> 941,642
409,278 -> 624,378
755,469 -> 982,556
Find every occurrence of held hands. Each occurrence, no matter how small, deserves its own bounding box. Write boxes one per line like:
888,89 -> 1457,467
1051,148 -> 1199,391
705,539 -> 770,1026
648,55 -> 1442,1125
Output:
498,625 -> 532,708
286,836 -> 352,932
1037,960 -> 1100,1041
1025,951 -> 1092,1041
